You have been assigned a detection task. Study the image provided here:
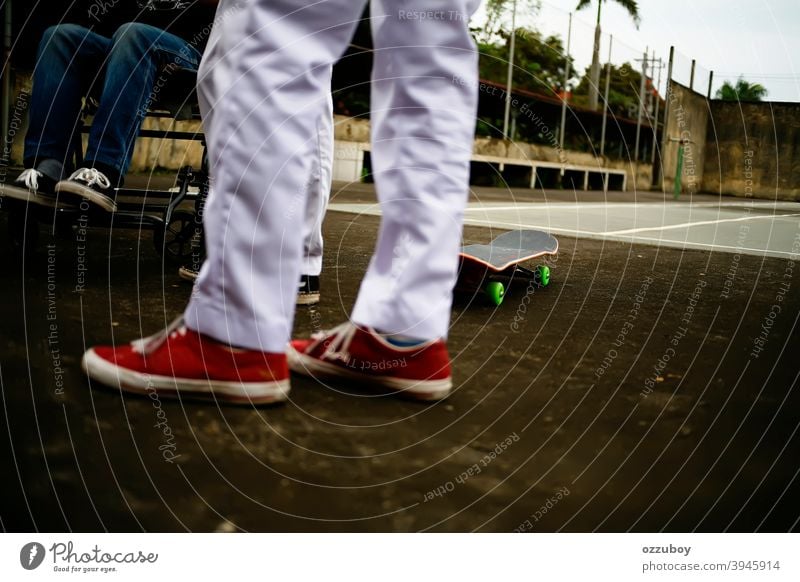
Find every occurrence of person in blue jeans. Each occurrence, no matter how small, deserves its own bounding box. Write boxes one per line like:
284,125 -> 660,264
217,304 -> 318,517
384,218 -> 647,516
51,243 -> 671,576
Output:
7,2 -> 215,212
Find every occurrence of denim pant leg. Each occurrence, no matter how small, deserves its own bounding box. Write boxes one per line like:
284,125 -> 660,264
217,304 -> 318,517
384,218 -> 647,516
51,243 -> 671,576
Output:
24,24 -> 110,176
85,22 -> 201,178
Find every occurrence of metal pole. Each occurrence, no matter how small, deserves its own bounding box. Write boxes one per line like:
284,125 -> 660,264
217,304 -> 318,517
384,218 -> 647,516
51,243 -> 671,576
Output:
502,0 -> 517,140
634,48 -> 647,163
650,57 -> 662,165
689,58 -> 696,91
707,70 -> 714,100
674,141 -> 684,199
2,0 -> 11,145
599,34 -> 612,157
558,12 -> 572,155
658,46 -> 675,190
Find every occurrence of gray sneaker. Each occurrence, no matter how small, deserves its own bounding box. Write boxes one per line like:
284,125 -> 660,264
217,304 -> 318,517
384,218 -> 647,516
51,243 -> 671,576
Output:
2,168 -> 69,208
56,168 -> 117,212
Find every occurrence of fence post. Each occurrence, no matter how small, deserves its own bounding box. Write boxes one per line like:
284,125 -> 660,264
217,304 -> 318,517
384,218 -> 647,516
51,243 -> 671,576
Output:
502,0 -> 517,140
651,57 -> 662,166
634,48 -> 647,163
558,12 -> 572,163
600,35 -> 612,158
658,46 -> 675,191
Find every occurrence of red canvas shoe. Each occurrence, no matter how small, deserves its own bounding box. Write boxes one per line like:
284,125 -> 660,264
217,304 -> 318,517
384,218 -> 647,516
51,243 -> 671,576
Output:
82,318 -> 290,405
288,322 -> 452,401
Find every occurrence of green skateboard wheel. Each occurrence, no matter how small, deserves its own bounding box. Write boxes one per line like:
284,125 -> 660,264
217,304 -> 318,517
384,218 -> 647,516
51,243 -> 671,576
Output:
485,281 -> 505,305
537,265 -> 551,287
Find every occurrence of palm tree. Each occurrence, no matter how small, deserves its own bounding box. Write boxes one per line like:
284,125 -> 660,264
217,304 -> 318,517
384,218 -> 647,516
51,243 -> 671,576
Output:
577,0 -> 640,110
715,77 -> 768,102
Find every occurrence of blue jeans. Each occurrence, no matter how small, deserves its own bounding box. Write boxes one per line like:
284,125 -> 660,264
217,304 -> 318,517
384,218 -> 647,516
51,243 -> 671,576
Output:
24,22 -> 200,181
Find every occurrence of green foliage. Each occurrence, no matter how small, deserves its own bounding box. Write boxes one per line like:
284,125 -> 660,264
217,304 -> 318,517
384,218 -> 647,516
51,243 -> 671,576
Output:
480,0 -> 541,43
572,62 -> 644,116
477,27 -> 575,95
715,77 -> 768,102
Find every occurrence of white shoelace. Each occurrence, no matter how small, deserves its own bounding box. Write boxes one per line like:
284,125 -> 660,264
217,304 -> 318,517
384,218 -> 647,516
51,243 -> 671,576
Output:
131,317 -> 187,355
69,167 -> 111,189
312,322 -> 359,363
18,168 -> 43,191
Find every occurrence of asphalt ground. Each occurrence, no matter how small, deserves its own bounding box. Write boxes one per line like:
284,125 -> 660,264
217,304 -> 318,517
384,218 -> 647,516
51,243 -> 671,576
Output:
1,179 -> 799,532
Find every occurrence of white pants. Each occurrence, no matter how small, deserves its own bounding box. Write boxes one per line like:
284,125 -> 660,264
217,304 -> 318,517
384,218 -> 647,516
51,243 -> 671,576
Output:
195,0 -> 333,276
185,0 -> 479,352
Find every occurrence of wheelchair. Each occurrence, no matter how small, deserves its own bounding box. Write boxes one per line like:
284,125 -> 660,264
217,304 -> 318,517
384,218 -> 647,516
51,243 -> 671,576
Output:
4,65 -> 209,265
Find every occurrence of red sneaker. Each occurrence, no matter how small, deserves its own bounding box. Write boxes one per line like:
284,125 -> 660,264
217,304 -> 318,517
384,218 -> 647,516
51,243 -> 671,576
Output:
82,319 -> 290,405
288,323 -> 452,401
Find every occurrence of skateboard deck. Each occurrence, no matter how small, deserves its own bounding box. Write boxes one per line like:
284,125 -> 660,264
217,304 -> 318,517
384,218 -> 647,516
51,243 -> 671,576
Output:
456,229 -> 558,305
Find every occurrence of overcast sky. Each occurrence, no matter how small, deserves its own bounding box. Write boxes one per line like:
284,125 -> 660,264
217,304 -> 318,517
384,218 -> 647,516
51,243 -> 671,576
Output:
475,0 -> 800,102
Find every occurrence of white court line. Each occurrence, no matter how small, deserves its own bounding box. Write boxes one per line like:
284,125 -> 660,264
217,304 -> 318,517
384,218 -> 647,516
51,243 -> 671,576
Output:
459,218 -> 800,259
328,204 -> 800,259
610,235 -> 800,259
463,202 -> 800,212
603,213 -> 800,235
464,204 -> 631,212
330,205 -> 800,238
459,213 -> 800,238
460,218 -> 596,236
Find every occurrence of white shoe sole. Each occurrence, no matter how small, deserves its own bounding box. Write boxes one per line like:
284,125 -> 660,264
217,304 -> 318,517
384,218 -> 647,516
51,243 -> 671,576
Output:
56,181 -> 117,212
287,346 -> 451,401
0,184 -> 75,209
82,348 -> 290,405
178,266 -> 199,281
296,292 -> 320,305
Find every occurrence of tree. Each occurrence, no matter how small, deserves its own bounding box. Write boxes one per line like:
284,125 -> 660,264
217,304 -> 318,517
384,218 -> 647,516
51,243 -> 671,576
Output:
476,27 -> 575,141
572,62 -> 646,117
479,0 -> 541,43
576,0 -> 640,111
715,77 -> 768,102
478,27 -> 575,95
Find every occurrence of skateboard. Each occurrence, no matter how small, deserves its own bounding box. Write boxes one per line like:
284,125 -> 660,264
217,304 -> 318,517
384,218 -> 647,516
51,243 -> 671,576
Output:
456,229 -> 558,305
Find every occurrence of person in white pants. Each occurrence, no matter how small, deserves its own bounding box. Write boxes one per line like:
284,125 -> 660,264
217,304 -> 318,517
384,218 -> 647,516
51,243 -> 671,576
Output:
182,0 -> 333,305
82,0 -> 480,405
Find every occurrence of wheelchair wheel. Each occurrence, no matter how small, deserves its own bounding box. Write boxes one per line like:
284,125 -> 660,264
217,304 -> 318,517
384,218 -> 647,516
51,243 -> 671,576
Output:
154,209 -> 197,262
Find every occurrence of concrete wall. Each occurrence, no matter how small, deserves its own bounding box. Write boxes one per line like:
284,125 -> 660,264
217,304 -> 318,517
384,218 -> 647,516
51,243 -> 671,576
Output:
660,79 -> 800,201
12,70 -> 761,196
1,69 -> 655,190
116,97 -> 793,199
331,115 -> 651,189
661,81 -> 709,197
702,100 -> 800,201
128,117 -> 204,171
471,136 -> 651,191
607,158 -> 653,192
4,72 -> 206,173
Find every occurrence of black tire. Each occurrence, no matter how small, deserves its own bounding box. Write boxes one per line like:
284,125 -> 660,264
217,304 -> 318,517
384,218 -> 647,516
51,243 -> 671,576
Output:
154,209 -> 197,262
